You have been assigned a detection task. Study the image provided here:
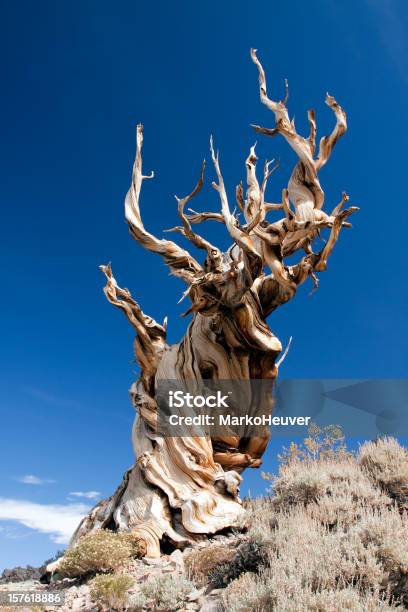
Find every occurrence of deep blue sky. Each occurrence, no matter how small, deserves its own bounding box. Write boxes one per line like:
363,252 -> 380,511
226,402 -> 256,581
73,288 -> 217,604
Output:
1,0 -> 407,571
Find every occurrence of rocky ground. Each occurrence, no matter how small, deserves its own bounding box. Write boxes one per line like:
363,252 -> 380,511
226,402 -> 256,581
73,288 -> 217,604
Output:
0,533 -> 238,611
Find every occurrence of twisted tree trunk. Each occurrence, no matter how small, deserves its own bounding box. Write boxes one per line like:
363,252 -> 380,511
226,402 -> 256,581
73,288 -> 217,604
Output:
71,50 -> 357,557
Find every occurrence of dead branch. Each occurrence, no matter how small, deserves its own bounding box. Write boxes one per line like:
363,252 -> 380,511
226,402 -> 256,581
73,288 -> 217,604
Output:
125,124 -> 203,283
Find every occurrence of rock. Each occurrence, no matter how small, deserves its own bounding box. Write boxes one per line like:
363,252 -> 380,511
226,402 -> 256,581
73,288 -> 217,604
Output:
184,603 -> 200,610
0,579 -> 38,591
187,587 -> 207,602
169,549 -> 184,569
208,588 -> 224,597
50,572 -> 64,584
71,596 -> 85,610
40,558 -> 64,584
199,597 -> 222,612
142,557 -> 168,566
0,565 -> 42,583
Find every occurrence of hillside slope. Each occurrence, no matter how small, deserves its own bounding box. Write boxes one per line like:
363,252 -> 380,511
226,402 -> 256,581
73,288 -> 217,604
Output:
1,431 -> 407,611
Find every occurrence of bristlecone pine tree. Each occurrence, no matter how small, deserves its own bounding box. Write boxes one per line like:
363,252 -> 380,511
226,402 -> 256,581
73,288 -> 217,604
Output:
71,50 -> 358,557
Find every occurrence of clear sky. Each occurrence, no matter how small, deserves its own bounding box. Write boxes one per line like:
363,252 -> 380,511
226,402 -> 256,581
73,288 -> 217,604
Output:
1,0 -> 407,571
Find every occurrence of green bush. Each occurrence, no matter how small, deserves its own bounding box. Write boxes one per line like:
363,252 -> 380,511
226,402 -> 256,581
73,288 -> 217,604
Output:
89,573 -> 134,610
59,530 -> 139,577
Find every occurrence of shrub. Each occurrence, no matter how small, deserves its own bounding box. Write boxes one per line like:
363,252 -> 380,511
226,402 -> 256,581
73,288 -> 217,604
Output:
89,573 -> 134,610
209,540 -> 269,588
273,461 -> 329,506
242,497 -> 408,605
221,572 -> 273,612
351,508 -> 408,605
276,423 -> 352,466
59,530 -> 139,577
236,433 -> 408,608
222,574 -> 399,612
271,457 -> 389,526
238,496 -> 277,535
298,588 -> 399,611
185,545 -> 235,584
297,588 -> 399,612
359,437 -> 408,509
127,590 -> 146,611
354,508 -> 408,574
139,573 -> 194,610
264,509 -> 384,592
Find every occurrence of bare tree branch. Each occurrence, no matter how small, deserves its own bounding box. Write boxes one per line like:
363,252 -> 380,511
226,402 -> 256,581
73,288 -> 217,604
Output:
100,263 -> 167,376
316,94 -> 347,171
313,206 -> 359,271
210,136 -> 262,263
185,209 -> 225,224
125,124 -> 202,283
307,109 -> 317,155
250,49 -> 347,213
175,160 -> 223,271
235,182 -> 245,212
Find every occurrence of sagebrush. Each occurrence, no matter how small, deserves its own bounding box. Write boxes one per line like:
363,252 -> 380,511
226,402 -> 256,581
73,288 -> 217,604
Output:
136,573 -> 194,610
185,545 -> 235,584
59,530 -> 140,577
89,573 -> 134,610
231,434 -> 408,609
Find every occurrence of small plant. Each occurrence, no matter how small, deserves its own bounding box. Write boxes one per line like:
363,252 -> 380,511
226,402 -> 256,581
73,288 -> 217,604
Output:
139,573 -> 194,611
185,545 -> 235,584
274,423 -> 351,467
359,437 -> 408,509
209,540 -> 269,588
271,457 -> 389,518
222,574 -> 399,612
59,530 -> 139,577
89,573 -> 134,610
221,572 -> 274,612
127,590 -> 146,611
